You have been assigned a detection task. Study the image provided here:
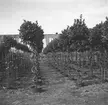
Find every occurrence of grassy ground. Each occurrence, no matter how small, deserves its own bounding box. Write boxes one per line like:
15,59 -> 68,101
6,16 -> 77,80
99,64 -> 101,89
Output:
0,56 -> 108,105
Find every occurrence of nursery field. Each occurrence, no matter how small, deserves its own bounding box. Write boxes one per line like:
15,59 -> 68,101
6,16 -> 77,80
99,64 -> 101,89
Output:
46,52 -> 108,86
0,54 -> 108,105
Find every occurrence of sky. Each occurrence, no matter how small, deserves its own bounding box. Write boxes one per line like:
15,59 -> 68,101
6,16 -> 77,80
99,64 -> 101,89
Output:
0,0 -> 108,34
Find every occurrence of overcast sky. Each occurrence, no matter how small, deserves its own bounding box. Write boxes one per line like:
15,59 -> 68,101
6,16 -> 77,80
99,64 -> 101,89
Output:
0,0 -> 108,34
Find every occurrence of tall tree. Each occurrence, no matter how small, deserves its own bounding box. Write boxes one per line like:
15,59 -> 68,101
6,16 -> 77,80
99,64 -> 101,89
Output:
89,22 -> 103,51
71,14 -> 89,46
19,20 -> 44,53
102,17 -> 108,38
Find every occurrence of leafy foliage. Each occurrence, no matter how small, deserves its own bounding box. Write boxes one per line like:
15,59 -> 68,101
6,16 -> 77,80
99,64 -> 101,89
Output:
89,23 -> 103,50
43,14 -> 90,54
43,15 -> 108,54
0,36 -> 31,61
19,20 -> 44,53
102,17 -> 108,38
0,51 -> 33,88
0,35 -> 33,88
43,14 -> 108,85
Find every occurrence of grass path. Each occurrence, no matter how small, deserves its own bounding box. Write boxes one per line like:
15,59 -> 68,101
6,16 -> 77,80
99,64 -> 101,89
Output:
0,56 -> 108,105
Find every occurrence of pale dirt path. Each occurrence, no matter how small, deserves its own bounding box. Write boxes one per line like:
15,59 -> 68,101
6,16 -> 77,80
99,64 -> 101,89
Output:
0,56 -> 108,105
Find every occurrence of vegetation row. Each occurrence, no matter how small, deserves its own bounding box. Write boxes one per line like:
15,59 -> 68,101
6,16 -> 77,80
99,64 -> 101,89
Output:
43,15 -> 108,87
0,20 -> 44,89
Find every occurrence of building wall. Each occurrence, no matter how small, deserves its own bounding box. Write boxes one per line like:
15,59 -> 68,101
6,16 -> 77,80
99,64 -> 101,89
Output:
43,34 -> 59,48
0,34 -> 59,48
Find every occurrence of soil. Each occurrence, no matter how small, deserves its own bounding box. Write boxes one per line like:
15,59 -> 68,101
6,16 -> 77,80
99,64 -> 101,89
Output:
0,56 -> 108,105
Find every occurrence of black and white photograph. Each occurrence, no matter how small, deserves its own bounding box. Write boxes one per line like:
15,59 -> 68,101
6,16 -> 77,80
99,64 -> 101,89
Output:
0,0 -> 108,105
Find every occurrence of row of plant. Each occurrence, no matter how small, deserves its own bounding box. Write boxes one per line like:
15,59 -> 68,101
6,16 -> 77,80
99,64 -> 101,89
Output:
3,51 -> 33,88
43,15 -> 108,54
0,20 -> 44,89
43,15 -> 108,86
46,52 -> 108,86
